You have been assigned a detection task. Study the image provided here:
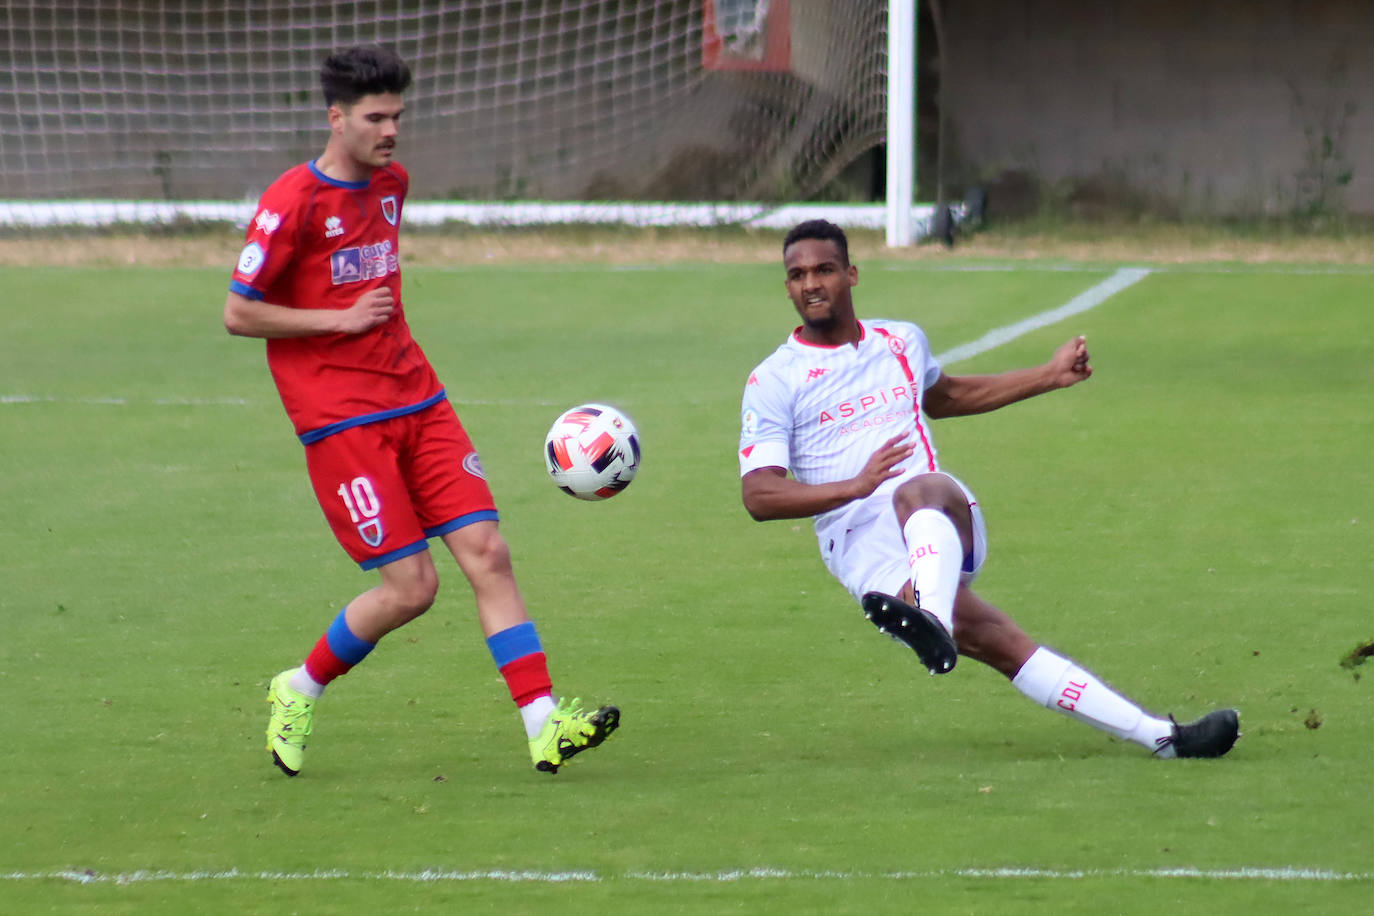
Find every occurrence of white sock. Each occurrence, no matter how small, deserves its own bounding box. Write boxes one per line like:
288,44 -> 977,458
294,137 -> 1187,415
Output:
1012,647 -> 1175,754
902,508 -> 962,632
287,665 -> 326,699
520,694 -> 558,739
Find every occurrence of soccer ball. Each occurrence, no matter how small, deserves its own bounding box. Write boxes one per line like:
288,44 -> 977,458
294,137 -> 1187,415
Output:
543,403 -> 641,500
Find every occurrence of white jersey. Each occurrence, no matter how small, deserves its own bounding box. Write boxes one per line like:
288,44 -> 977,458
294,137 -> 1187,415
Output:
739,319 -> 943,548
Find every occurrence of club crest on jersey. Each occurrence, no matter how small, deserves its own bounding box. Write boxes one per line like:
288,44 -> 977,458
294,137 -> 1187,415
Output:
381,195 -> 398,225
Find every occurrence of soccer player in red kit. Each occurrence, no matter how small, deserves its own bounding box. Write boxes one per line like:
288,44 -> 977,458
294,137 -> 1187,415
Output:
225,46 -> 619,777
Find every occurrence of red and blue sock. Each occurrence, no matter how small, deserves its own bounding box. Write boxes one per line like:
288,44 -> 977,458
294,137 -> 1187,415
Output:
293,608 -> 376,697
486,621 -> 555,737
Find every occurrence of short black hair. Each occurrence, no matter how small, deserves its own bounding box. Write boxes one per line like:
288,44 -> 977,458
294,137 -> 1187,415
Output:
783,219 -> 850,265
321,45 -> 412,107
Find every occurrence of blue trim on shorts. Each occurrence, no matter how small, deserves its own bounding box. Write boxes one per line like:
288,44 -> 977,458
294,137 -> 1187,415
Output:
299,390 -> 448,445
355,511 -> 499,571
325,608 -> 376,664
359,538 -> 430,571
485,621 -> 542,668
424,509 -> 499,539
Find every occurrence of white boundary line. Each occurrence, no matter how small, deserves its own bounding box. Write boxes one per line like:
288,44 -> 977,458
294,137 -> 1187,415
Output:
3,267 -> 1147,407
935,267 -> 1150,366
4,865 -> 1370,885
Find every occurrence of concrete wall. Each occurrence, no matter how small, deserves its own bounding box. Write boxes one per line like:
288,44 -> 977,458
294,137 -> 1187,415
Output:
941,0 -> 1373,215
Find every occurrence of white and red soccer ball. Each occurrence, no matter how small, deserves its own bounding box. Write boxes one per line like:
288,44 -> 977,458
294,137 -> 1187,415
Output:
544,403 -> 641,500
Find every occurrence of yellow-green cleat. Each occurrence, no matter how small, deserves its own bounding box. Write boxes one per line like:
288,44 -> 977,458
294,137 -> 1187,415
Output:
266,670 -> 314,776
529,696 -> 620,774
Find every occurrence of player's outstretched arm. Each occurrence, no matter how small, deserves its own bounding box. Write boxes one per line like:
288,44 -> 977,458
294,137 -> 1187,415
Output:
923,335 -> 1092,419
223,287 -> 395,339
742,435 -> 915,521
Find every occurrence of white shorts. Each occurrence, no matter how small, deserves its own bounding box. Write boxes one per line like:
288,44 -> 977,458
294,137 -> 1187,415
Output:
818,472 -> 987,604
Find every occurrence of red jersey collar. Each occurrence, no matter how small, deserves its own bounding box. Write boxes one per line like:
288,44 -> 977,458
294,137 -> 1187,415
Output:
791,321 -> 867,349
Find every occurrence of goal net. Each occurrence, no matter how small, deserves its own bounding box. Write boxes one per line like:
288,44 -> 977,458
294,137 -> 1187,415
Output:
1,1 -> 890,226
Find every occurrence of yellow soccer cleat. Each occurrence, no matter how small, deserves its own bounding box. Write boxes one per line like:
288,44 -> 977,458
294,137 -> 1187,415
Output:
266,670 -> 315,776
529,696 -> 620,774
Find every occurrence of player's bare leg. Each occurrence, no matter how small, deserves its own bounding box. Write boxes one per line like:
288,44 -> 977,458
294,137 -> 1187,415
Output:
440,521 -> 530,637
343,551 -> 441,640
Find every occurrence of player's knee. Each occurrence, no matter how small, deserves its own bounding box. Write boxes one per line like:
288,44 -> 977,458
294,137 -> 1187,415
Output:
389,568 -> 439,620
458,526 -> 515,580
892,473 -> 963,518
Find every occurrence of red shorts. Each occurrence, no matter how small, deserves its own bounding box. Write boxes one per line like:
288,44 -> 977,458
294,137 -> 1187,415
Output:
303,399 -> 497,569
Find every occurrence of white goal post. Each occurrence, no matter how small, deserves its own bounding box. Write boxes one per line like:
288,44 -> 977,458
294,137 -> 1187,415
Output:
0,1 -> 932,243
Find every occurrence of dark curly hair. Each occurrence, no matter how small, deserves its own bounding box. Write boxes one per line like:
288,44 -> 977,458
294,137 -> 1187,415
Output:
321,45 -> 412,107
782,219 -> 850,266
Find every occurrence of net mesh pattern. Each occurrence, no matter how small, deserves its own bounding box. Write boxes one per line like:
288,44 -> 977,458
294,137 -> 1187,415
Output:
0,1 -> 887,205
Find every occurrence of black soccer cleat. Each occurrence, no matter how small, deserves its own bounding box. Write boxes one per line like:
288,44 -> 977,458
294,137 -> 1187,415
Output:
1158,708 -> 1241,758
861,591 -> 958,675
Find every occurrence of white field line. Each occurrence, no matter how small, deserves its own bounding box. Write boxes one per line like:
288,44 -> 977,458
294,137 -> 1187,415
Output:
934,267 -> 1150,366
3,866 -> 1370,885
3,267 -> 1147,408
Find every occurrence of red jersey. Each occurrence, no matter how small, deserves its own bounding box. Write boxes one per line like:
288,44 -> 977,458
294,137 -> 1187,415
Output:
229,159 -> 444,443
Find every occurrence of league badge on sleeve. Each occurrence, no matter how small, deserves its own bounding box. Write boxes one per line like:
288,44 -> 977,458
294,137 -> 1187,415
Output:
236,242 -> 265,278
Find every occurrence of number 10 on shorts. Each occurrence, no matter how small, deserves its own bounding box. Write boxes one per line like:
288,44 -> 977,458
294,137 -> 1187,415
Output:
338,477 -> 385,547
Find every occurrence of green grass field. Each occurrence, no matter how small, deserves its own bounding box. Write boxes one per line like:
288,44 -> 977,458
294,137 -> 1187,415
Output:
2,248 -> 1372,914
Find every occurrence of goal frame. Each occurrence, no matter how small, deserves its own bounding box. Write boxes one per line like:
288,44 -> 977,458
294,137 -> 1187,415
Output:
0,1 -> 926,245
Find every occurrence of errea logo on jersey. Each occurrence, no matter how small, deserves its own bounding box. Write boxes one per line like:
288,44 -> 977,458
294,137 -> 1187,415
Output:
253,209 -> 281,234
324,215 -> 345,238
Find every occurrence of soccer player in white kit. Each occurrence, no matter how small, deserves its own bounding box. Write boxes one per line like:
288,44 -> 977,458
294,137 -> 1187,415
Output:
738,219 -> 1239,758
